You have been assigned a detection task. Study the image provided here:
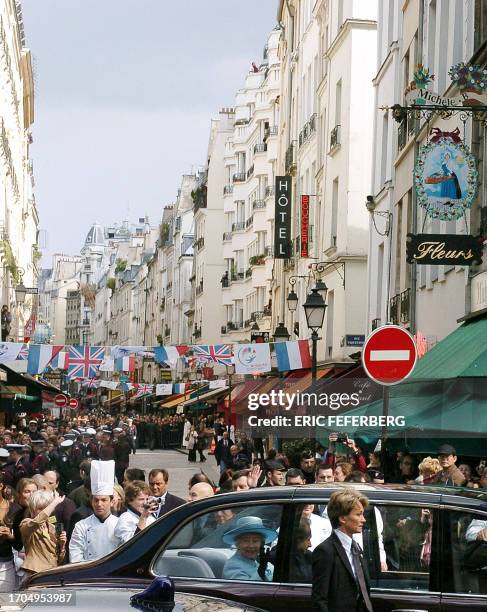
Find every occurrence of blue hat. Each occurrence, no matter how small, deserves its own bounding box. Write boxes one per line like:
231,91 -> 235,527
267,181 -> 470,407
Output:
222,516 -> 278,546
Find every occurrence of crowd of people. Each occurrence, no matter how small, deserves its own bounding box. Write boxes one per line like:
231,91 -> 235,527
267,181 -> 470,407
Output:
0,410 -> 484,594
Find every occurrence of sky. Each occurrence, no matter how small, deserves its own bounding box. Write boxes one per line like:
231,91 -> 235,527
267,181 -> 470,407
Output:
21,0 -> 278,264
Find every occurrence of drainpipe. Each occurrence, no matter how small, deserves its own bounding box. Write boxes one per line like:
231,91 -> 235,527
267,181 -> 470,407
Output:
409,0 -> 425,335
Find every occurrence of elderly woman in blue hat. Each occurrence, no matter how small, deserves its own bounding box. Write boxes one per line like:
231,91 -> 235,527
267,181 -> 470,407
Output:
222,516 -> 277,581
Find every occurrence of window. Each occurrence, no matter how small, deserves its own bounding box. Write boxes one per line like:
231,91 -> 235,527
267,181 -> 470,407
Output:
153,503 -> 283,581
369,504 -> 435,591
444,511 -> 487,595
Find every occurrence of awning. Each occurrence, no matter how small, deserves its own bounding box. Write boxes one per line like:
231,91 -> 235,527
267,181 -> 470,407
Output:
410,315 -> 487,380
155,392 -> 192,409
182,387 -> 229,408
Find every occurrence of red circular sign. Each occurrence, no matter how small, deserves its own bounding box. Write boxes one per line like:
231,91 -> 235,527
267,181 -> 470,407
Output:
362,325 -> 417,386
54,394 -> 67,407
68,398 -> 79,409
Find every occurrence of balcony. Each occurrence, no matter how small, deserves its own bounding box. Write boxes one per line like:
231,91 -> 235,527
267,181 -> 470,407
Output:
191,185 -> 207,211
249,254 -> 265,266
245,216 -> 253,229
285,143 -> 296,174
223,231 -> 233,241
253,199 -> 266,211
330,124 -> 341,150
253,143 -> 267,154
231,271 -> 245,282
235,118 -> 250,126
232,221 -> 245,232
389,295 -> 400,325
194,236 -> 205,251
233,172 -> 246,183
223,184 -> 233,195
264,125 -> 278,140
308,113 -> 317,134
265,186 -> 274,198
400,288 -> 410,324
246,165 -> 254,179
397,118 -> 408,152
196,280 -> 204,296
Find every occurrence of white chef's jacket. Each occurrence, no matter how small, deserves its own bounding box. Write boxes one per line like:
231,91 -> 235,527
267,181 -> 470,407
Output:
114,508 -> 155,546
69,514 -> 119,563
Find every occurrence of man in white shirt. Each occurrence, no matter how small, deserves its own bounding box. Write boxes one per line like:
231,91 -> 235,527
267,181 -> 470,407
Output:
466,519 -> 487,542
69,460 -> 119,563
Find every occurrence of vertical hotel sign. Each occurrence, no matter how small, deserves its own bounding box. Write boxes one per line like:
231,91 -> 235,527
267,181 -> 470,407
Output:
274,176 -> 292,258
300,194 -> 309,258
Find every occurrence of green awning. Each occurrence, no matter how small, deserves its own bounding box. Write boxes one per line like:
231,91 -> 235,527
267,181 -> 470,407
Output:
410,315 -> 487,380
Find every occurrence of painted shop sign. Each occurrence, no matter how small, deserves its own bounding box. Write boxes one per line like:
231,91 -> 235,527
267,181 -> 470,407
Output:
406,233 -> 483,266
414,129 -> 478,221
405,62 -> 487,108
274,176 -> 292,259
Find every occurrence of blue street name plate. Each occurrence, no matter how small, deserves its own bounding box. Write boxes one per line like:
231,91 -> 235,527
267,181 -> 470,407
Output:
346,334 -> 365,347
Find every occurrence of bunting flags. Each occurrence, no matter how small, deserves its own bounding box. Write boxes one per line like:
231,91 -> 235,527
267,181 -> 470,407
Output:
275,340 -> 312,372
27,344 -> 63,375
67,345 -> 105,378
114,354 -> 135,372
192,344 -> 233,366
154,345 -> 188,366
234,343 -> 272,374
156,383 -> 173,395
0,342 -> 26,363
51,351 -> 69,370
16,344 -> 30,361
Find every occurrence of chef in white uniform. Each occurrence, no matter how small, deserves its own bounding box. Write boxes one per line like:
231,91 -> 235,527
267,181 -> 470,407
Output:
69,460 -> 119,563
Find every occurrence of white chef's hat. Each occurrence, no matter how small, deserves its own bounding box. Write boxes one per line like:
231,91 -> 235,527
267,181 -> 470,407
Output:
90,460 -> 115,496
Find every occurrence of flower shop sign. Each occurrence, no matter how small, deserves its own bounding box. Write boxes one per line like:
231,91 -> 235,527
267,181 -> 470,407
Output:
414,128 -> 478,221
405,62 -> 487,107
406,233 -> 483,266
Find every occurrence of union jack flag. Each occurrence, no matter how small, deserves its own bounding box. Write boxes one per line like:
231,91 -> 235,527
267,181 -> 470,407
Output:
67,345 -> 105,379
82,378 -> 101,388
135,383 -> 153,394
16,344 -> 30,360
193,344 -> 233,366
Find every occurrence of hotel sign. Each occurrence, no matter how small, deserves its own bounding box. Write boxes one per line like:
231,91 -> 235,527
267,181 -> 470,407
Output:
406,233 -> 483,266
300,194 -> 309,258
274,176 -> 292,259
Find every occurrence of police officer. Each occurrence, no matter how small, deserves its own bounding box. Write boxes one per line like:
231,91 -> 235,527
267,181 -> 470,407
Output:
2,444 -> 30,487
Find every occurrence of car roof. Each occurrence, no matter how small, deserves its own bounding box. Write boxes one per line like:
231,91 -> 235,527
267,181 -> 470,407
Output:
191,483 -> 487,513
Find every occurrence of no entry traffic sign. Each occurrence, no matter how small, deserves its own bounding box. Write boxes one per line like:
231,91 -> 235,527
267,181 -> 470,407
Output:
68,398 -> 79,409
54,394 -> 67,407
362,325 -> 417,385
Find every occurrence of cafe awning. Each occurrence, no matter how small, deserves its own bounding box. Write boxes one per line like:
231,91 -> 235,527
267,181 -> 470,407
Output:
410,314 -> 487,380
182,387 -> 229,408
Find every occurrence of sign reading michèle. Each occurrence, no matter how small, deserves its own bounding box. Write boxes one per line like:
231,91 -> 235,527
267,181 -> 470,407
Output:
406,233 -> 483,266
274,176 -> 292,259
300,194 -> 309,258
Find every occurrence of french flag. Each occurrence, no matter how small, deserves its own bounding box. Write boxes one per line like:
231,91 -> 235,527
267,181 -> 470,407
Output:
52,351 -> 69,370
27,345 -> 64,375
154,345 -> 188,366
275,340 -> 312,372
173,383 -> 187,394
115,354 -> 135,372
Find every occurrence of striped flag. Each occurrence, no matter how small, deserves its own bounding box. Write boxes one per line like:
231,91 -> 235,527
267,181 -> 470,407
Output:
154,345 -> 188,366
51,351 -> 69,370
114,354 -> 135,372
275,340 -> 312,372
27,345 -> 64,375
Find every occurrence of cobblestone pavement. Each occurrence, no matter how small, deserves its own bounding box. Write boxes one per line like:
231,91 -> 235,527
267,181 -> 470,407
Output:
129,448 -> 220,500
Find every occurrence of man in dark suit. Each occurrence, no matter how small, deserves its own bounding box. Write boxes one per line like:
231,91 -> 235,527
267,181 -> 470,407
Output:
148,468 -> 185,519
214,431 -> 234,473
312,488 -> 373,612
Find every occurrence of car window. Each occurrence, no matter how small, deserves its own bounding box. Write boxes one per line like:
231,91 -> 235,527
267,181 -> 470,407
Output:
286,503 -> 380,584
446,511 -> 487,595
153,503 -> 283,582
369,504 -> 433,591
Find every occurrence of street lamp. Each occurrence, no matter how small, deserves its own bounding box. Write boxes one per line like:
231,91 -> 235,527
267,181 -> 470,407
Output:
273,322 -> 290,342
225,363 -> 235,435
303,288 -> 327,379
286,289 -> 299,312
314,280 -> 328,302
15,283 -> 27,305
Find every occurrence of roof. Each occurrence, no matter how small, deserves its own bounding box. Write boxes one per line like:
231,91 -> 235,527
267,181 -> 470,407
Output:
411,315 -> 487,379
84,223 -> 105,247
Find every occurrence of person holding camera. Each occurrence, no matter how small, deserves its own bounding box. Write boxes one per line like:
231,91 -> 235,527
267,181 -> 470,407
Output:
325,433 -> 367,473
114,481 -> 157,546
